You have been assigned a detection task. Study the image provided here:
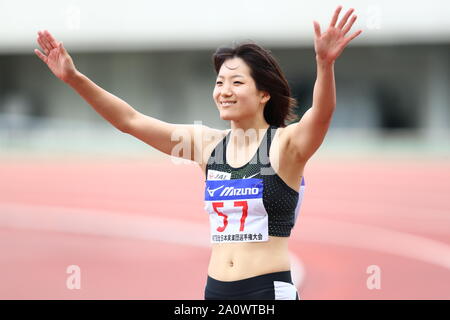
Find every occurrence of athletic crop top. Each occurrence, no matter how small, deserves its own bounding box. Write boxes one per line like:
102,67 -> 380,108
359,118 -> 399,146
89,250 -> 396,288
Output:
203,125 -> 305,243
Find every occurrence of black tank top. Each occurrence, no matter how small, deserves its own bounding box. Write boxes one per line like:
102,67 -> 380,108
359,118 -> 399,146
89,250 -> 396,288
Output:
204,125 -> 305,242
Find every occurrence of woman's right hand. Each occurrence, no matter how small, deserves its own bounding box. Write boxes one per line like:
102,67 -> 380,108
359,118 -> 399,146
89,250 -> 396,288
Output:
35,30 -> 78,83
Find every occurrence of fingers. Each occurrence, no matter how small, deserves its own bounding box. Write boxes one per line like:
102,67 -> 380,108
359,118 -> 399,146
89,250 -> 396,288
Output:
343,29 -> 363,47
59,42 -> 67,55
44,30 -> 59,48
37,30 -> 58,55
37,31 -> 52,54
313,21 -> 321,38
34,49 -> 47,63
329,5 -> 342,28
37,34 -> 48,55
337,8 -> 354,30
342,14 -> 358,35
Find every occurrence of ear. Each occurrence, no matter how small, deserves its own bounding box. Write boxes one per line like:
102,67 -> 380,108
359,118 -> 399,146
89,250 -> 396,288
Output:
261,91 -> 271,104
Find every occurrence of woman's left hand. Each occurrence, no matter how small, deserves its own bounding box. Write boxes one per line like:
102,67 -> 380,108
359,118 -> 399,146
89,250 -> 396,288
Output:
313,6 -> 363,64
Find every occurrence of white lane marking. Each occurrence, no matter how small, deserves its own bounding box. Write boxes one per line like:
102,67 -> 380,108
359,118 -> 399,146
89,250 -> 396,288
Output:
306,196 -> 450,224
0,202 -> 306,288
293,216 -> 450,270
0,203 -> 208,247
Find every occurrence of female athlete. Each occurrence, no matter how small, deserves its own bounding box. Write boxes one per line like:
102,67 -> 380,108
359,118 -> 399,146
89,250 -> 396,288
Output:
35,6 -> 362,300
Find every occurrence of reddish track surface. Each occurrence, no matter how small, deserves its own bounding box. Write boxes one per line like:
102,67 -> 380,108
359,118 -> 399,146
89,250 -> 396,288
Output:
1,156 -> 449,299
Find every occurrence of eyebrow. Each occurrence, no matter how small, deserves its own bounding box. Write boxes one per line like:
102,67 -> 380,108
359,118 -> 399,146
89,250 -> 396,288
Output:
217,74 -> 245,79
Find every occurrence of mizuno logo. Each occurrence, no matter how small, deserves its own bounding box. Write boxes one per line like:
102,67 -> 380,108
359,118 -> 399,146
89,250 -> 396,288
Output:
207,185 -> 224,197
207,185 -> 260,198
220,187 -> 259,197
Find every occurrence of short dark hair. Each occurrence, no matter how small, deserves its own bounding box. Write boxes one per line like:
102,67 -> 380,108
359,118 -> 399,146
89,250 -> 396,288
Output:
212,41 -> 299,127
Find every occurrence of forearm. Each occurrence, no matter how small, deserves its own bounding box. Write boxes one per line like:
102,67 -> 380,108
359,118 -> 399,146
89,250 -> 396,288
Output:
311,56 -> 336,121
65,71 -> 136,132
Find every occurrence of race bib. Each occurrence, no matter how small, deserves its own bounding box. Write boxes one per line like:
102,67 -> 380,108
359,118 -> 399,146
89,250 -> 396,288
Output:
204,178 -> 269,243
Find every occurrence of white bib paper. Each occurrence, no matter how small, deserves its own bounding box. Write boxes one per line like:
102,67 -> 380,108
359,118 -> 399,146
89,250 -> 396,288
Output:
204,177 -> 269,243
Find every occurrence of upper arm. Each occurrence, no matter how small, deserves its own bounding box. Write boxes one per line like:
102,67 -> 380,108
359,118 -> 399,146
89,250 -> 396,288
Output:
122,111 -> 225,164
285,106 -> 333,162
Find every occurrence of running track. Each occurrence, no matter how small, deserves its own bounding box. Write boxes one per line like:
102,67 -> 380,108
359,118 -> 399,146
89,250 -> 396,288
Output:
0,155 -> 449,299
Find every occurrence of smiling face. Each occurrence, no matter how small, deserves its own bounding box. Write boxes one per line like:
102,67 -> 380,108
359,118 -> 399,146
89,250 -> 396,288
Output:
213,57 -> 270,122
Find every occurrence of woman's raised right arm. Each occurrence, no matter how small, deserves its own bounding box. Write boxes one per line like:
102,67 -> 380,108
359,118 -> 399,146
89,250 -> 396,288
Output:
34,30 -> 224,162
35,30 -> 135,132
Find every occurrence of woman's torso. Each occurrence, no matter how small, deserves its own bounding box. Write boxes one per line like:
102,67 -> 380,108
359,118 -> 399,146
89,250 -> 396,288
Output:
198,125 -> 306,281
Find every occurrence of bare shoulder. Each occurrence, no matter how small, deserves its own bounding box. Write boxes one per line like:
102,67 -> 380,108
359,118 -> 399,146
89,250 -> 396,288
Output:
274,123 -> 307,167
277,122 -> 297,139
195,125 -> 230,176
275,123 -> 298,153
266,123 -> 307,191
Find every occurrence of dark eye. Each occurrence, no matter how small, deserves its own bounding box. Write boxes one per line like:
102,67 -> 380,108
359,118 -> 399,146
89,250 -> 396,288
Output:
215,81 -> 243,85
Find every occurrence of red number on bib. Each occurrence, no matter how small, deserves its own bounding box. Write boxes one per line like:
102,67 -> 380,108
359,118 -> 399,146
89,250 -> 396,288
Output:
212,202 -> 227,232
212,201 -> 248,232
234,201 -> 248,232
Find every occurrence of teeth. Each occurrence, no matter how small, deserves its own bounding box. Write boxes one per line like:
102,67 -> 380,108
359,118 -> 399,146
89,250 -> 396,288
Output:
221,101 -> 236,106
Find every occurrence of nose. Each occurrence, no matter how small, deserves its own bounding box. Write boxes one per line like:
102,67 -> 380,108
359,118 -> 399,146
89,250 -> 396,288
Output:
220,83 -> 233,97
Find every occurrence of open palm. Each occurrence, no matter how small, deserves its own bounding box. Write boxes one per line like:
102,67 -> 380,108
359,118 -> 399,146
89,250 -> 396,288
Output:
34,30 -> 77,82
313,6 -> 362,63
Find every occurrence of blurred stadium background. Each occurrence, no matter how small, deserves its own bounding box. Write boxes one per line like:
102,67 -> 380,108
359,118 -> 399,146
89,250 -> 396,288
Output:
0,0 -> 449,299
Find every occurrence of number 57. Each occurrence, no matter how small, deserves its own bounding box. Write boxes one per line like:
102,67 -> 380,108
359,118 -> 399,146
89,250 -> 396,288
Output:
212,201 -> 248,232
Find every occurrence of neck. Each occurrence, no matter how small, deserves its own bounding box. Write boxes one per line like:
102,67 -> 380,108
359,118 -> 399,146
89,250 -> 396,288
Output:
230,117 -> 269,133
229,116 -> 270,148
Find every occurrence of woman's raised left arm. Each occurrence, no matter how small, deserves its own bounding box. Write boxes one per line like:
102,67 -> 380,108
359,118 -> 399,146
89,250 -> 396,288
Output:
287,5 -> 362,162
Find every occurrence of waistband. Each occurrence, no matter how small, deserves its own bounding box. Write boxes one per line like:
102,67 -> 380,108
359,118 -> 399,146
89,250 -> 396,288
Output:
206,271 -> 293,295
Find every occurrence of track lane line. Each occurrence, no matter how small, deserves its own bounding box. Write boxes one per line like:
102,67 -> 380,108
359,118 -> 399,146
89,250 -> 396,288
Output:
0,202 -> 307,290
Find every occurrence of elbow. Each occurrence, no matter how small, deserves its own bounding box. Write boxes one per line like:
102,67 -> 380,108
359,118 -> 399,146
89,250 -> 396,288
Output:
116,121 -> 131,133
117,110 -> 139,134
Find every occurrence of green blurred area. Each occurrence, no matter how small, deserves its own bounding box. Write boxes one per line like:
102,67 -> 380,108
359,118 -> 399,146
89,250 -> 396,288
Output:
1,123 -> 449,163
1,45 -> 449,164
